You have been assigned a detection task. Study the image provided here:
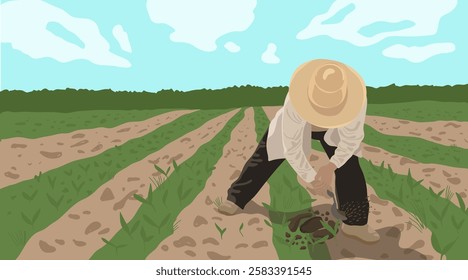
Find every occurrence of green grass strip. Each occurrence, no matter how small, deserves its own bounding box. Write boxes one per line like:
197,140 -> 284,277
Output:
0,109 -> 171,139
254,108 -> 331,260
367,101 -> 468,122
90,109 -> 245,259
0,109 -> 229,260
361,159 -> 468,260
363,125 -> 467,168
253,107 -> 270,142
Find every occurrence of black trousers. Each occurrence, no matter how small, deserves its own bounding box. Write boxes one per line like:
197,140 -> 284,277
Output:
226,129 -> 369,225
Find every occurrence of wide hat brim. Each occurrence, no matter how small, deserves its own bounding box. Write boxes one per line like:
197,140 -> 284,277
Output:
289,59 -> 366,128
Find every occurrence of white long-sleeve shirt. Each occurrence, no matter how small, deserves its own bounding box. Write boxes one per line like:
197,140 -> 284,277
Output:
266,94 -> 366,183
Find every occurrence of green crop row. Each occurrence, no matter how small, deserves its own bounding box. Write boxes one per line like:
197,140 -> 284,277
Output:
0,109 -> 229,259
361,159 -> 468,259
254,108 -> 331,260
0,109 -> 172,139
367,101 -> 468,122
363,125 -> 468,168
90,109 -> 245,259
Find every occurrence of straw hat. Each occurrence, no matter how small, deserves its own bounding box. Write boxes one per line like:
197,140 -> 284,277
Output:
288,59 -> 366,128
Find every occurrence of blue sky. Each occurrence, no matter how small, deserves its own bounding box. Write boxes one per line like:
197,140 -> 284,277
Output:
1,0 -> 466,92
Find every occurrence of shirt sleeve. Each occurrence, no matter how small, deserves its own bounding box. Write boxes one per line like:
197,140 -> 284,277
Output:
329,102 -> 367,168
282,96 -> 317,183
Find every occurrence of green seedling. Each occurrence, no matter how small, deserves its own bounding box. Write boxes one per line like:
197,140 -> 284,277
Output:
46,193 -> 64,210
47,176 -> 57,189
320,220 -> 338,237
214,197 -> 223,208
9,231 -> 27,248
154,164 -> 171,178
34,171 -> 42,182
71,181 -> 85,194
239,223 -> 244,237
101,238 -> 126,254
173,220 -> 181,232
21,210 -> 40,227
264,219 -> 273,228
22,190 -> 38,202
78,163 -> 90,173
134,184 -> 156,211
455,193 -> 468,213
119,213 -> 131,237
215,223 -> 227,239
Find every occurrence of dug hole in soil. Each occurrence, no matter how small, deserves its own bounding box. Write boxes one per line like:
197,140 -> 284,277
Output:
285,205 -> 339,251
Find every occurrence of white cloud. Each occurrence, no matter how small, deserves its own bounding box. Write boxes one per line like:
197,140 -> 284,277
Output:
297,0 -> 457,46
261,43 -> 280,64
224,41 -> 240,53
146,0 -> 256,52
112,24 -> 132,53
382,43 -> 455,63
1,0 -> 130,67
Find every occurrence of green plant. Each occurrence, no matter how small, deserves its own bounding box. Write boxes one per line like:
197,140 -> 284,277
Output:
153,164 -> 171,178
215,223 -> 227,239
444,186 -> 454,201
214,197 -> 223,208
239,223 -> 244,237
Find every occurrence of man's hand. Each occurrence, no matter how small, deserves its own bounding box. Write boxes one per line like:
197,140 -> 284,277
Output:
313,162 -> 337,189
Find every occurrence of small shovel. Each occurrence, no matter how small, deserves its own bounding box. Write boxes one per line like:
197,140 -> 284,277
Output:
326,190 -> 347,221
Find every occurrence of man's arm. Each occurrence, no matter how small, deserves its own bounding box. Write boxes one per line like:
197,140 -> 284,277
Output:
282,95 -> 316,183
329,102 -> 367,168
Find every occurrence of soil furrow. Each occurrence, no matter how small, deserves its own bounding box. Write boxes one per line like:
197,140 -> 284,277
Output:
366,116 -> 468,149
146,108 -> 278,260
361,144 -> 468,205
17,109 -> 238,260
0,110 -> 195,189
304,151 -> 439,260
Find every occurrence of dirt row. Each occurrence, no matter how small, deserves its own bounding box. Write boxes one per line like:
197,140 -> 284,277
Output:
0,110 -> 195,189
147,108 -> 277,260
366,115 -> 468,149
18,110 -> 238,259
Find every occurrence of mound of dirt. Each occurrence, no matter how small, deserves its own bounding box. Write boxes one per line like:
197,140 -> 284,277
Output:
285,210 -> 339,250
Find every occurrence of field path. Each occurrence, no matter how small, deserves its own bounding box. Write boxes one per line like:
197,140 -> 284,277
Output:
17,110 -> 238,260
366,116 -> 468,149
147,108 -> 278,260
361,144 -> 468,205
0,110 -> 195,189
305,152 -> 439,260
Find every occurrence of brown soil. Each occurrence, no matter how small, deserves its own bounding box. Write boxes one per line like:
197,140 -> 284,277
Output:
0,110 -> 195,189
147,108 -> 278,260
366,116 -> 468,149
17,109 -> 239,260
262,106 -> 281,121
